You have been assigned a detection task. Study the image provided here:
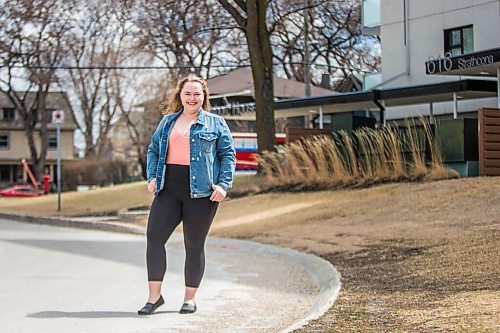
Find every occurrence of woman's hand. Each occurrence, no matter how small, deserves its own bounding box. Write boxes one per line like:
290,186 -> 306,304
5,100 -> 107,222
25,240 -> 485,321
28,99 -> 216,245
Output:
147,179 -> 157,193
210,184 -> 227,202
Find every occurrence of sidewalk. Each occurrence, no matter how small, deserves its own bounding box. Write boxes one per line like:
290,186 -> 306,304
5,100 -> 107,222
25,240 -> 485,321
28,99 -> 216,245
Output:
0,212 -> 341,333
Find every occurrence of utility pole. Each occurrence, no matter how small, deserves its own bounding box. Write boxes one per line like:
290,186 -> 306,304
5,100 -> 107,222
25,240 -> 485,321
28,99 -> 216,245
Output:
304,0 -> 311,97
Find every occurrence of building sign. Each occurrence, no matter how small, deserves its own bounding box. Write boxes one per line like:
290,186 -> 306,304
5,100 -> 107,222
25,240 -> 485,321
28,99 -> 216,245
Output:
211,102 -> 256,116
425,48 -> 500,75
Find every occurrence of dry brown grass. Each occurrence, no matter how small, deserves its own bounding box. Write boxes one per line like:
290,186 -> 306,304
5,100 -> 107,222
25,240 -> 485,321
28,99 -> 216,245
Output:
209,177 -> 500,333
0,174 -> 265,215
0,181 -> 151,215
258,119 -> 458,190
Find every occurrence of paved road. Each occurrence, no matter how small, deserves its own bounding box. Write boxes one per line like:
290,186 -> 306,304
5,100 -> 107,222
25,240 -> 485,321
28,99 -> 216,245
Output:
0,218 -> 336,333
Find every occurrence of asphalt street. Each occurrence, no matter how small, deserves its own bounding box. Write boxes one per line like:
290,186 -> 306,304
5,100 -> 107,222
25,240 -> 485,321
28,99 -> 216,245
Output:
0,218 -> 339,333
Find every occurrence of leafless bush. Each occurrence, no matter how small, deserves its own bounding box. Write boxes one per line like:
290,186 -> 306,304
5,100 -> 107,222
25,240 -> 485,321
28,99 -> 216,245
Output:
62,159 -> 134,191
257,119 -> 458,191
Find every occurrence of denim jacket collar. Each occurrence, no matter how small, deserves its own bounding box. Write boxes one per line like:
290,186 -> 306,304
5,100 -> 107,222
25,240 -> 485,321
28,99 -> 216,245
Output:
170,108 -> 208,126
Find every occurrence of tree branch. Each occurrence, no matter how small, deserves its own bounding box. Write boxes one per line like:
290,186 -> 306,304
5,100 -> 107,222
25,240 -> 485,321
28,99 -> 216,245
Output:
218,0 -> 247,28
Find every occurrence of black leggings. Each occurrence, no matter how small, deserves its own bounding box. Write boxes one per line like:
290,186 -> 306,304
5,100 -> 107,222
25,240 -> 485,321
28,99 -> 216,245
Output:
146,164 -> 219,287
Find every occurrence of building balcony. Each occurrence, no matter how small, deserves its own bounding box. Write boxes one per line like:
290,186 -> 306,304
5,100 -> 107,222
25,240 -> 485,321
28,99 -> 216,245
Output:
362,0 -> 380,35
363,72 -> 382,90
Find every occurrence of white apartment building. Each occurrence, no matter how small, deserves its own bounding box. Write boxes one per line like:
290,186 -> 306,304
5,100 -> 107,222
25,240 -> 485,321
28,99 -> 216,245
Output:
365,0 -> 500,120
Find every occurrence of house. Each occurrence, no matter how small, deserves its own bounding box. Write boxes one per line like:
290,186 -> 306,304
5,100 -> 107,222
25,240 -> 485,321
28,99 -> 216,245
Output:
206,67 -> 335,131
0,91 -> 77,185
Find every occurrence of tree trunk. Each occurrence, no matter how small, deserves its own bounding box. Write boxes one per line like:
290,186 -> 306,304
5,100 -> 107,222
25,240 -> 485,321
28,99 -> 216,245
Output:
33,90 -> 50,180
245,0 -> 276,153
138,146 -> 147,180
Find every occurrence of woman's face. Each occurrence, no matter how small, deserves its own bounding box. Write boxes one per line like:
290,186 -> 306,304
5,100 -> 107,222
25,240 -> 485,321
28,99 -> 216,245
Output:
180,81 -> 204,115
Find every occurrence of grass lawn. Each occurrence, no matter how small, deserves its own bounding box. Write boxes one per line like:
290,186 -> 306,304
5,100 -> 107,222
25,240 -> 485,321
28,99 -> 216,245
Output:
0,173 -> 263,216
0,181 -> 151,216
1,175 -> 499,332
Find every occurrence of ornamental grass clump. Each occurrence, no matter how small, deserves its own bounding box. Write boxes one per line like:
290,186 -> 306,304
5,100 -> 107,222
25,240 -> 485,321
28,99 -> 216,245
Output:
257,118 -> 457,190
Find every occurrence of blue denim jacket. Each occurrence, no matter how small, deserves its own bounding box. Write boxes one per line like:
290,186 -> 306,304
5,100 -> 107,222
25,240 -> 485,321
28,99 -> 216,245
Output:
147,109 -> 236,198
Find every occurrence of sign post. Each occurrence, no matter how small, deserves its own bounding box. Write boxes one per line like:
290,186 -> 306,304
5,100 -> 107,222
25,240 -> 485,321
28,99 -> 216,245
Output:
52,111 -> 64,212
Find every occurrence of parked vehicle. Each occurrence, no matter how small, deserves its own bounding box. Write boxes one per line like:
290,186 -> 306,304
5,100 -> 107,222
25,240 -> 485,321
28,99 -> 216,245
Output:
0,185 -> 41,197
232,132 -> 286,170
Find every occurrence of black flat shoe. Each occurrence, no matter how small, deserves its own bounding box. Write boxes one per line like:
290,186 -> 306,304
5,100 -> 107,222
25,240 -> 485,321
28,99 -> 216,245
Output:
138,295 -> 164,315
179,302 -> 197,314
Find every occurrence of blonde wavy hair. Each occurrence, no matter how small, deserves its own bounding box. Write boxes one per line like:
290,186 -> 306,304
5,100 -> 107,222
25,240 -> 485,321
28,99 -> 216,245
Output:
160,75 -> 211,115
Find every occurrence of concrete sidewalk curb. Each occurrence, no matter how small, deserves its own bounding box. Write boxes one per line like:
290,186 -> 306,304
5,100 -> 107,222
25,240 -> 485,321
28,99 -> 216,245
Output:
209,237 -> 341,333
0,212 -> 145,235
0,212 -> 341,332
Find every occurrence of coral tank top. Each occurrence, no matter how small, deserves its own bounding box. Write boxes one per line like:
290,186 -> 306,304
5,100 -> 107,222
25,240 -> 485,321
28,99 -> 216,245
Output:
165,124 -> 190,165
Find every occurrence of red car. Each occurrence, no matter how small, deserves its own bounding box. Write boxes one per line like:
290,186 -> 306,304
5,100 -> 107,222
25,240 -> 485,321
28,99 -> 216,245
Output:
232,132 -> 286,170
0,185 -> 41,197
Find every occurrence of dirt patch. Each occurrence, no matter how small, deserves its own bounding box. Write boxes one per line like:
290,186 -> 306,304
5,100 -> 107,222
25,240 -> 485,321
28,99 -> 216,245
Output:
210,177 -> 500,332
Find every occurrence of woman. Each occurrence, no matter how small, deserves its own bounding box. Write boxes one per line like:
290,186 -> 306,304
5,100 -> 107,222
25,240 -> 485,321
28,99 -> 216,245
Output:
138,75 -> 236,315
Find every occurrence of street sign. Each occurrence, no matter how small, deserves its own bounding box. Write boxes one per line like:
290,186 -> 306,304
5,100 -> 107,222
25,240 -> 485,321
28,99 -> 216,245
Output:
52,110 -> 64,124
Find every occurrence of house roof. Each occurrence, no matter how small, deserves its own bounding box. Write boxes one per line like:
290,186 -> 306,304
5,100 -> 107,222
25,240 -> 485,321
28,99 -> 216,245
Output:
0,91 -> 73,110
206,67 -> 334,98
0,91 -> 77,129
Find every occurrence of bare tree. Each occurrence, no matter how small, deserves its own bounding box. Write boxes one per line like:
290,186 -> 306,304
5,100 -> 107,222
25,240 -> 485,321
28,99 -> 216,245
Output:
218,0 -> 277,153
132,0 -> 243,80
271,1 -> 380,89
116,78 -> 167,179
63,0 -> 136,158
0,0 -> 74,179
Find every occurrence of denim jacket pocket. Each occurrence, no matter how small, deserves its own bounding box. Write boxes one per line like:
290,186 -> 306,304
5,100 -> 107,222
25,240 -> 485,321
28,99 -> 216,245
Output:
199,132 -> 217,153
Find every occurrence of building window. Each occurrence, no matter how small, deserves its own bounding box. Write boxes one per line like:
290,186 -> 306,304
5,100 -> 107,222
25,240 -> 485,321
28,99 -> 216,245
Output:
48,133 -> 57,149
0,165 -> 14,182
0,133 -> 9,149
444,25 -> 473,56
2,108 -> 15,122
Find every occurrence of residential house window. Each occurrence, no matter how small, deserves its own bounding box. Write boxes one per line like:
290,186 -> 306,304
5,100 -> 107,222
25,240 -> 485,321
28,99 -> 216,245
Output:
444,25 -> 473,56
48,132 -> 57,149
0,133 -> 9,149
0,165 -> 13,182
2,108 -> 15,122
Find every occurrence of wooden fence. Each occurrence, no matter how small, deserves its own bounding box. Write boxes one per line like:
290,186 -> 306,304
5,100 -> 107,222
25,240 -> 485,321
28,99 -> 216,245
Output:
478,108 -> 500,176
286,127 -> 332,143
